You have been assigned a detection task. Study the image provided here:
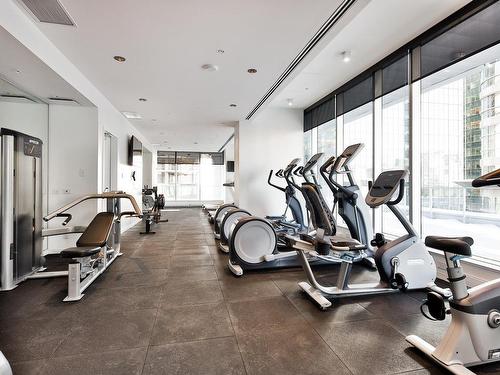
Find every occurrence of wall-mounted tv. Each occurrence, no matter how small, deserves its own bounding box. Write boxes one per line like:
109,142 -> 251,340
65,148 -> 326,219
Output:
128,135 -> 143,166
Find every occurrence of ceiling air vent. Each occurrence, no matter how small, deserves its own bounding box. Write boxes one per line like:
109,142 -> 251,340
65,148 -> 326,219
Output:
0,94 -> 36,103
18,0 -> 75,26
48,97 -> 79,105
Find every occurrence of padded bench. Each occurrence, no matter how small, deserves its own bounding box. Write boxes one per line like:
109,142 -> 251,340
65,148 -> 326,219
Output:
60,211 -> 116,302
60,212 -> 114,258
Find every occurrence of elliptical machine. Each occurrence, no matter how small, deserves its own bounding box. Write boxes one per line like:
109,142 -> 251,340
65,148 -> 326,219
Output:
297,169 -> 447,310
264,158 -> 306,232
217,158 -> 305,253
321,143 -> 374,254
406,168 -> 500,375
226,152 -> 370,276
213,203 -> 238,239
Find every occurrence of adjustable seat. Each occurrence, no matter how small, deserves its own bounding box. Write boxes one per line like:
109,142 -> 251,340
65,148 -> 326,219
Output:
60,212 -> 114,258
425,236 -> 473,256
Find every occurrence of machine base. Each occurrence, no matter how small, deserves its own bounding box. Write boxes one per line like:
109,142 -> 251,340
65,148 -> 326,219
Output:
406,335 -> 476,375
218,242 -> 229,253
298,281 -> 332,310
228,261 -> 243,276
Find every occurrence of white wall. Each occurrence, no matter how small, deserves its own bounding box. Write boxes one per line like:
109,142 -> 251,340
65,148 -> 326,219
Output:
47,104 -> 99,252
0,0 -> 154,232
143,148 -> 153,187
235,108 -> 303,217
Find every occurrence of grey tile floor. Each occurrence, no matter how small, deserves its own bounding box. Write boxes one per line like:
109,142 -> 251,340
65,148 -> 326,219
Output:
1,208 -> 499,375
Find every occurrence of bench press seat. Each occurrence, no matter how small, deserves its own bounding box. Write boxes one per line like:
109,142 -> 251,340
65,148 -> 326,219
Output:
60,212 -> 115,259
61,246 -> 101,258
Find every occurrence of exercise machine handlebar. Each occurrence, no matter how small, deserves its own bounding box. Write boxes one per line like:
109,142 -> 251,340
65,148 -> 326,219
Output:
268,169 -> 286,192
44,192 -> 142,222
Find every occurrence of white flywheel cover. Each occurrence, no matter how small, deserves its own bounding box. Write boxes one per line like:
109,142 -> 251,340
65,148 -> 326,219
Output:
216,206 -> 235,224
233,220 -> 276,264
223,211 -> 251,239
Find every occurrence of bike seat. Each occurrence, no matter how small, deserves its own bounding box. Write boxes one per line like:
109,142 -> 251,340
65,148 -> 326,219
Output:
425,236 -> 474,256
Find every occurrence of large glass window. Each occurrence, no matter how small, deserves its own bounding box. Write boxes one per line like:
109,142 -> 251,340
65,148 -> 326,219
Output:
343,103 -> 373,196
157,163 -> 176,200
381,86 -> 410,236
421,44 -> 500,261
156,152 -> 224,202
316,120 -> 336,208
304,130 -> 313,163
303,3 -> 500,265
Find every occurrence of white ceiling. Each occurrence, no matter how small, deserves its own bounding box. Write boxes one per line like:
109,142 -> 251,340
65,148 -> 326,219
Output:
0,26 -> 93,106
271,0 -> 472,109
20,0 -> 351,151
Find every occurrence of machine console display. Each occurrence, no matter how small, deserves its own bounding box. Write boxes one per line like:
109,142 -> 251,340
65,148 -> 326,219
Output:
23,137 -> 42,158
333,143 -> 363,172
366,170 -> 407,207
303,152 -> 323,173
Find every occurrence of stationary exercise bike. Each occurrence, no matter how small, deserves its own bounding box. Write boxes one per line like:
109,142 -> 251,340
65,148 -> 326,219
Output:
297,169 -> 448,309
407,168 -> 500,375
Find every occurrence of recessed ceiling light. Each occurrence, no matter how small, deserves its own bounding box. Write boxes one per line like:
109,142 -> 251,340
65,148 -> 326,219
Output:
113,55 -> 126,62
287,98 -> 294,107
247,68 -> 257,74
341,51 -> 351,63
305,87 -> 309,91
201,64 -> 219,72
216,49 -> 225,54
121,111 -> 142,119
229,104 -> 237,107
194,142 -> 198,145
152,119 -> 157,122
163,141 -> 168,143
139,98 -> 147,102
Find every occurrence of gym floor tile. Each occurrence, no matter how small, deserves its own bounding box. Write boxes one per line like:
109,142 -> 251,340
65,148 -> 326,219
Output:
93,268 -> 169,289
10,359 -> 47,375
227,296 -> 307,334
219,278 -> 283,302
129,245 -> 173,258
151,302 -> 233,345
236,326 -> 351,375
0,318 -> 74,362
286,290 -> 375,328
385,313 -> 451,348
316,318 -> 429,375
166,265 -> 218,283
170,253 -> 214,267
174,244 -> 211,253
54,309 -> 157,356
143,337 -> 246,375
73,285 -> 162,313
111,255 -> 171,273
43,347 -> 147,375
161,279 -> 223,306
357,292 -> 424,317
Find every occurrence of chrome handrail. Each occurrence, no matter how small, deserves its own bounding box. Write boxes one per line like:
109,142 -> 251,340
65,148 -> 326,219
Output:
43,191 -> 142,221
